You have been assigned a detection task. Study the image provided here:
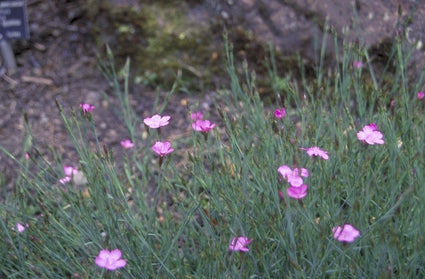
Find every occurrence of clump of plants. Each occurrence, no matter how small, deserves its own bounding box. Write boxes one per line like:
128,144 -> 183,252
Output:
1,30 -> 425,278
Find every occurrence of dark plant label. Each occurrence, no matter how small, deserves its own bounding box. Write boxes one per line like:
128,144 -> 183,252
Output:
0,0 -> 29,40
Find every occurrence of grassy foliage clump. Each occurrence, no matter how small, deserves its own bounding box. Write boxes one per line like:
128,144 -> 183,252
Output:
1,32 -> 425,278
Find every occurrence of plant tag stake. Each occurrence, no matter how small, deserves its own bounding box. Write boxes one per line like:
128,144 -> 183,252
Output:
0,0 -> 29,74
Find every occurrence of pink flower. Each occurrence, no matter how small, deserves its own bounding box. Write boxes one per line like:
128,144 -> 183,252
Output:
192,119 -> 216,133
274,107 -> 286,119
15,222 -> 29,233
301,146 -> 329,160
63,166 -> 79,177
229,236 -> 253,252
278,165 -> 309,187
95,249 -> 127,271
357,123 -> 384,145
332,224 -> 360,243
191,111 -> 204,121
60,166 -> 79,184
143,114 -> 170,129
120,139 -> 134,149
418,91 -> 425,99
287,184 -> 308,199
152,141 -> 174,157
80,103 -> 95,114
353,61 -> 363,69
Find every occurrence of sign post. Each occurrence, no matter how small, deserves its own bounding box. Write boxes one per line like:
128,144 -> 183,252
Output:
0,0 -> 29,75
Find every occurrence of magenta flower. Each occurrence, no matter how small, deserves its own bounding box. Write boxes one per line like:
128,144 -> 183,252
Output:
228,236 -> 253,252
332,224 -> 360,243
80,103 -> 95,114
418,91 -> 425,99
191,111 -> 204,121
192,119 -> 216,133
143,114 -> 171,129
353,61 -> 363,69
287,184 -> 308,199
301,146 -> 329,160
95,249 -> 127,271
120,139 -> 134,149
357,123 -> 384,145
152,141 -> 174,157
274,107 -> 286,119
278,165 -> 309,187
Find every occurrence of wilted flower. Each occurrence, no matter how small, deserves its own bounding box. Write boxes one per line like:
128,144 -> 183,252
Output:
287,184 -> 308,199
80,103 -> 95,114
152,141 -> 174,157
192,119 -> 216,133
143,114 -> 170,129
332,224 -> 360,243
418,91 -> 425,99
191,111 -> 204,121
120,139 -> 134,149
301,146 -> 329,160
229,236 -> 253,252
357,123 -> 384,145
274,107 -> 286,119
95,249 -> 127,271
278,165 -> 309,187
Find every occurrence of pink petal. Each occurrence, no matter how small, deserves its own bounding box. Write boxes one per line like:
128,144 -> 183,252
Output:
277,165 -> 292,178
109,249 -> 122,261
191,111 -> 204,121
287,184 -> 308,199
287,174 -> 304,187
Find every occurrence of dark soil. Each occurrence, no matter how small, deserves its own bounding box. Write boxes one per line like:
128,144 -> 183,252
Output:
0,0 -> 212,189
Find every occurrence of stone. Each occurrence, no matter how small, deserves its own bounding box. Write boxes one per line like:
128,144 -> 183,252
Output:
86,0 -> 425,87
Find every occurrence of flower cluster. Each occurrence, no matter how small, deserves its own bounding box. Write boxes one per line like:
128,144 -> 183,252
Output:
273,106 -> 368,243
143,114 -> 174,158
278,165 -> 309,199
191,111 -> 216,133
